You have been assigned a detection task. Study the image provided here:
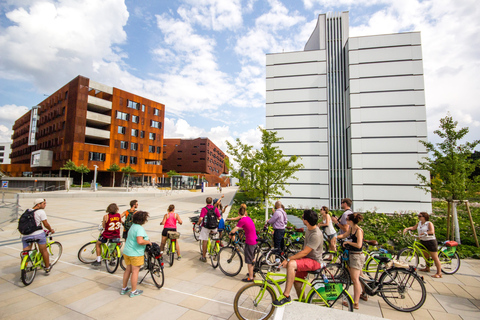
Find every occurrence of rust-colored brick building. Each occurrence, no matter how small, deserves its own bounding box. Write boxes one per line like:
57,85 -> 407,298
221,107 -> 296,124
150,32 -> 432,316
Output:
4,75 -> 165,186
162,138 -> 229,186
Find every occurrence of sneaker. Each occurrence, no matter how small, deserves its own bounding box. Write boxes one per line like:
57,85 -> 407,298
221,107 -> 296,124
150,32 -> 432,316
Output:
177,256 -> 182,261
242,277 -> 253,282
199,256 -> 206,262
120,287 -> 131,295
272,295 -> 292,307
92,261 -> 102,266
44,266 -> 51,275
130,290 -> 143,298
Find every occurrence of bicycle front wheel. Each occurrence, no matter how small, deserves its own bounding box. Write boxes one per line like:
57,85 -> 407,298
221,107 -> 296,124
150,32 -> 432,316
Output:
21,256 -> 37,286
324,263 -> 351,290
379,268 -> 426,312
165,239 -> 174,267
365,256 -> 381,279
233,283 -> 276,320
120,255 -> 126,271
78,242 -> 97,264
397,248 -> 419,269
193,225 -> 200,241
307,288 -> 353,312
439,251 -> 461,274
47,241 -> 63,266
218,246 -> 243,276
210,243 -> 219,269
150,257 -> 165,288
105,247 -> 120,274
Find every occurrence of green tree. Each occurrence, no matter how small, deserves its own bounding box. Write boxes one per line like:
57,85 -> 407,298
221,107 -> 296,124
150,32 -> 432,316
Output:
121,165 -> 137,191
417,114 -> 480,243
61,160 -> 77,190
107,163 -> 120,187
75,164 -> 90,191
226,127 -> 304,221
167,170 -> 179,177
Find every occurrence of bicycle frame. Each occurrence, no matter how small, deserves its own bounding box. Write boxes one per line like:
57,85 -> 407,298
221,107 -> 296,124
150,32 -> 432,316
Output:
20,238 -> 57,269
168,238 -> 176,254
406,240 -> 436,267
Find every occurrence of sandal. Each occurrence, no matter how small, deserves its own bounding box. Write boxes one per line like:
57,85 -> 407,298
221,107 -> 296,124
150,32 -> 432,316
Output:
419,267 -> 430,272
360,293 -> 368,301
342,301 -> 359,309
432,274 -> 443,278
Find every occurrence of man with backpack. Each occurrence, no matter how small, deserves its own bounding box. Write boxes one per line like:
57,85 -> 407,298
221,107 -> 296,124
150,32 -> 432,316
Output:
121,200 -> 138,239
19,198 -> 55,274
197,197 -> 221,262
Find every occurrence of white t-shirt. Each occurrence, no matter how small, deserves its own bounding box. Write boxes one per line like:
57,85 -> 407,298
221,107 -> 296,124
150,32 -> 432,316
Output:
418,221 -> 435,241
27,209 -> 47,236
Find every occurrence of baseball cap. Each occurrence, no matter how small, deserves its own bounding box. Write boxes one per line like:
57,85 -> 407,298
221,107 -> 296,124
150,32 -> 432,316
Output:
34,198 -> 46,206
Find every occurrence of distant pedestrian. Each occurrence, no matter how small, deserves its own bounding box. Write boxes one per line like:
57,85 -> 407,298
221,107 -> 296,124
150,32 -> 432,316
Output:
266,201 -> 288,253
332,198 -> 353,235
121,200 -> 138,239
318,206 -> 337,255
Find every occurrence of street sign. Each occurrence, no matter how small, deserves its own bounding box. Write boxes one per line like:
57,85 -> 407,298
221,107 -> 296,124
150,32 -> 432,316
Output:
2,181 -> 8,188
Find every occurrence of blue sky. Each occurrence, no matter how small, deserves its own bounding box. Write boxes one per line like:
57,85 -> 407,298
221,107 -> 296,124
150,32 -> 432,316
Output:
0,0 -> 479,154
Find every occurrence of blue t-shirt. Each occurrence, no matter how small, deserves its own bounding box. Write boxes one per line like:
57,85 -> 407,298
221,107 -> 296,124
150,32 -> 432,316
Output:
123,223 -> 149,257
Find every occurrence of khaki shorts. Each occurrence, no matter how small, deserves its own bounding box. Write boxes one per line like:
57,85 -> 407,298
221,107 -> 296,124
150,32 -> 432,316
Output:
348,252 -> 365,270
123,254 -> 144,267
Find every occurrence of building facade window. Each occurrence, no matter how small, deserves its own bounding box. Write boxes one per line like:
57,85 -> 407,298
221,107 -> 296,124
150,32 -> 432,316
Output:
131,142 -> 138,151
148,146 -> 155,153
89,152 -> 106,161
127,100 -> 140,110
130,156 -> 137,164
153,108 -> 159,116
131,115 -> 139,123
116,111 -> 129,121
120,155 -> 127,163
149,132 -> 156,140
157,146 -> 161,153
131,129 -> 138,137
150,120 -> 161,129
140,131 -> 145,138
120,141 -> 128,149
118,126 -> 126,134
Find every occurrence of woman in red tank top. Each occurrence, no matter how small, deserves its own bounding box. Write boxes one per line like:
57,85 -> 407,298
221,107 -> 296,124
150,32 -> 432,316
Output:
92,203 -> 121,266
160,204 -> 183,260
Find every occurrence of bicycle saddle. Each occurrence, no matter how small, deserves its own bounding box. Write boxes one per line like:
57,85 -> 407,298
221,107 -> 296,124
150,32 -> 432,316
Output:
25,238 -> 40,244
110,238 -> 121,243
364,240 -> 378,246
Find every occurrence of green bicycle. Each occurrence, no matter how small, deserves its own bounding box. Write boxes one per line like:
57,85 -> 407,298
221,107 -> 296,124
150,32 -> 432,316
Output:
199,229 -> 221,268
78,237 -> 122,273
20,231 -> 63,286
233,267 -> 354,320
397,231 -> 460,274
164,231 -> 180,267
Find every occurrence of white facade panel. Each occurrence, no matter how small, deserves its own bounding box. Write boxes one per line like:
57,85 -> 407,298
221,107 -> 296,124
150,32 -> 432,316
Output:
266,101 -> 327,116
266,62 -> 327,78
350,122 -> 427,138
349,76 -> 424,93
267,115 -> 328,129
352,169 -> 426,185
350,91 -> 425,108
349,61 -> 424,79
266,88 -> 327,103
286,170 -> 328,184
350,106 -> 426,123
349,46 -> 422,64
353,185 -> 431,202
351,153 -> 427,169
274,142 -> 328,156
266,75 -> 327,90
349,32 -> 421,50
274,129 -> 328,142
296,156 -> 329,170
351,137 -> 427,153
267,50 -> 326,65
283,184 -> 329,198
354,201 -> 432,214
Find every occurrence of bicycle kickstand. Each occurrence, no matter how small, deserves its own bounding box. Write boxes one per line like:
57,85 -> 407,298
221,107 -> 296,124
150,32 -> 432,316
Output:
138,270 -> 150,285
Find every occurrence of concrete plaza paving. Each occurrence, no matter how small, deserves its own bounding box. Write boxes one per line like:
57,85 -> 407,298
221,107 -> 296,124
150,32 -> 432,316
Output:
0,186 -> 479,320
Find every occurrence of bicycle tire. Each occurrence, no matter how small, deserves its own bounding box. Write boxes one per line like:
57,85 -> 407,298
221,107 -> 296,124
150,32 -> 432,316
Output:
210,242 -> 219,269
165,239 -> 174,267
150,257 -> 165,288
47,241 -> 63,266
396,248 -> 419,269
285,242 -> 302,258
105,247 -> 120,274
218,246 -> 243,276
306,287 -> 353,312
78,242 -> 97,264
365,256 -> 382,279
233,283 -> 276,320
120,252 -> 148,271
21,256 -> 37,286
439,251 -> 461,274
379,268 -> 426,312
193,225 -> 200,241
324,263 -> 351,290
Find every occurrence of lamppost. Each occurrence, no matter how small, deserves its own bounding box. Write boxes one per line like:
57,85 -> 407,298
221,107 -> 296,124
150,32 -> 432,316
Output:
93,165 -> 98,192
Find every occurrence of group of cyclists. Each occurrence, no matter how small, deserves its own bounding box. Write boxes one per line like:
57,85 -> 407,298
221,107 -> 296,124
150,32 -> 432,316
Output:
20,194 -> 446,307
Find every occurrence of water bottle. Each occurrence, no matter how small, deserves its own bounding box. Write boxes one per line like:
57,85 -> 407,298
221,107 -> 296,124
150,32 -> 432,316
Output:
322,274 -> 329,284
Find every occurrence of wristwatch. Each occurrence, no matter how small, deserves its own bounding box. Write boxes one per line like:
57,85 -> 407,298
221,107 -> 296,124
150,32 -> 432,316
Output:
287,258 -> 290,262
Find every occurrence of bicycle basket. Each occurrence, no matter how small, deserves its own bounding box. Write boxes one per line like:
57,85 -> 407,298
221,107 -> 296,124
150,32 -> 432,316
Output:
147,242 -> 162,258
189,216 -> 200,223
167,231 -> 180,239
442,246 -> 457,257
313,282 -> 344,301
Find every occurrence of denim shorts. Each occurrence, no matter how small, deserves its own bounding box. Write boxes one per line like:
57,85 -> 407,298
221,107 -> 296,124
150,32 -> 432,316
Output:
22,232 -> 47,248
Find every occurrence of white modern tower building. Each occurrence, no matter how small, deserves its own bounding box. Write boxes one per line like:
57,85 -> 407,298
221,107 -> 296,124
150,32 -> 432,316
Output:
266,12 -> 432,213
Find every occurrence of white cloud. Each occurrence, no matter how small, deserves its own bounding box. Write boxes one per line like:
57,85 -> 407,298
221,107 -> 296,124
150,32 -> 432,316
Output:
0,104 -> 29,123
177,0 -> 243,31
0,0 -> 129,91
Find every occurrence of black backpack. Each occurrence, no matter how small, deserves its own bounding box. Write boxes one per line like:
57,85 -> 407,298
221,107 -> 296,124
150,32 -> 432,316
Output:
18,209 -> 42,235
203,206 -> 219,229
124,209 -> 136,231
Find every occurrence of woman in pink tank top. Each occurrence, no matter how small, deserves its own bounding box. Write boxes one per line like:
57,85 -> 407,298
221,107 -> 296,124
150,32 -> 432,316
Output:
160,204 -> 183,260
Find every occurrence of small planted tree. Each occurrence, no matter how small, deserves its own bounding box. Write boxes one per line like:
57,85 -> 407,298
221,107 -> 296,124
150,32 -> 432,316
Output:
121,165 -> 137,191
107,163 -> 120,187
61,159 -> 77,191
75,164 -> 90,191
